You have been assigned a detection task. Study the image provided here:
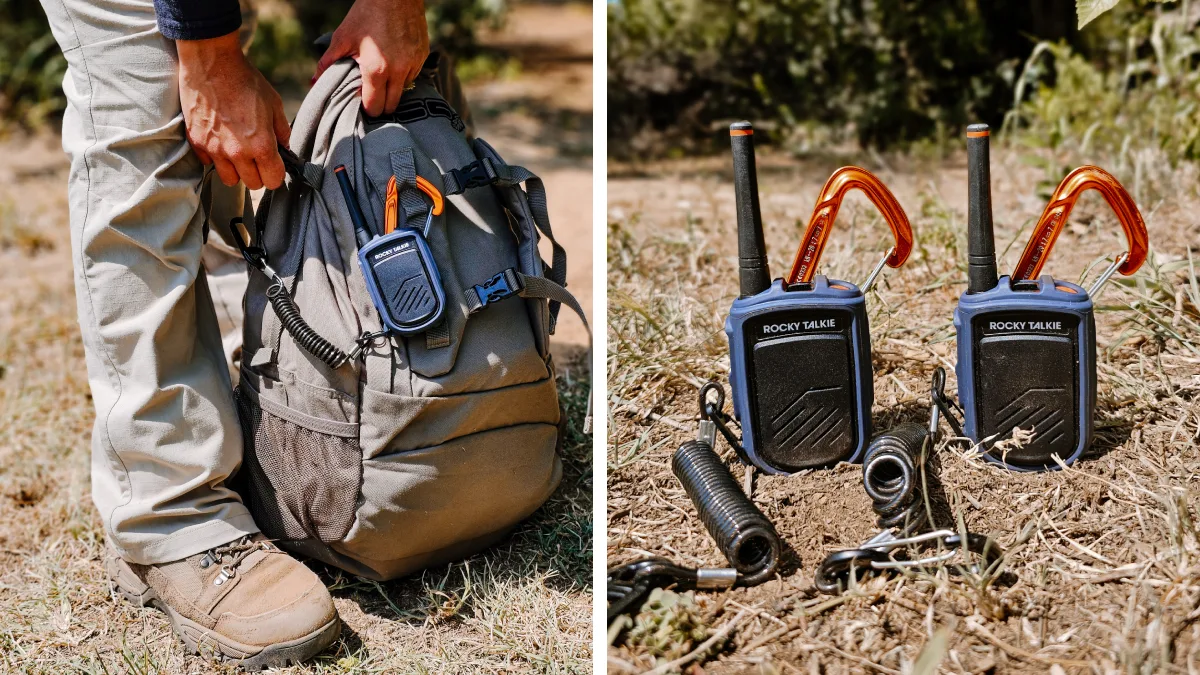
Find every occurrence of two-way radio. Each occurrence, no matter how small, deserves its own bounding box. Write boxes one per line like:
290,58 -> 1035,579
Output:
724,122 -> 914,474
334,165 -> 446,336
952,124 -> 1149,470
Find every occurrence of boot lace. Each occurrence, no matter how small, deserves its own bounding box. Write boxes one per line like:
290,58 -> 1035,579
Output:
205,535 -> 274,586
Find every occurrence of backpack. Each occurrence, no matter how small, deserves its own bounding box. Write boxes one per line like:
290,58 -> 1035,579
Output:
228,57 -> 589,581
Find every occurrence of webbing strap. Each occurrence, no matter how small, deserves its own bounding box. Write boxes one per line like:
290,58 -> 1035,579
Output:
515,273 -> 592,434
442,160 -> 565,285
443,153 -> 568,333
493,164 -> 567,329
500,167 -> 566,285
442,157 -> 500,195
248,144 -> 325,364
263,183 -> 316,361
443,161 -> 564,281
465,268 -> 523,313
425,320 -> 451,350
462,267 -> 591,433
389,148 -> 430,228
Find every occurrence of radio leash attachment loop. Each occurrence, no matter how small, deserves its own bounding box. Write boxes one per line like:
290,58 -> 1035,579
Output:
930,367 -> 965,439
347,330 -> 392,363
698,381 -> 751,465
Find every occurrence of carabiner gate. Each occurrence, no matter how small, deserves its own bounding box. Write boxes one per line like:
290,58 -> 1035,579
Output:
1011,165 -> 1149,287
786,166 -> 914,290
384,175 -> 445,235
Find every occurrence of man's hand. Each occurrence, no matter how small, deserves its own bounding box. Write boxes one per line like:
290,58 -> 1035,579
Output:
315,0 -> 430,117
178,33 -> 291,190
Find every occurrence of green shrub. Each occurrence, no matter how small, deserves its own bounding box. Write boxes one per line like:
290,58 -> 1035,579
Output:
0,0 -> 67,129
1006,2 -> 1200,165
607,0 -> 1079,158
248,14 -> 316,94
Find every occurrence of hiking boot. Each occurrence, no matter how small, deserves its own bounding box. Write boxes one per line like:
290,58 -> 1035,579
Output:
106,534 -> 340,669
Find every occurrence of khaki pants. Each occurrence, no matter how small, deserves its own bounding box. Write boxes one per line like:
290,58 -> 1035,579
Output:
40,0 -> 259,564
40,0 -> 472,566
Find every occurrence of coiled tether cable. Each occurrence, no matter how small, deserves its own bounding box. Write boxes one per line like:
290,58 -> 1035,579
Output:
673,384 -> 781,585
814,368 -> 1004,593
608,383 -> 782,623
228,146 -> 388,370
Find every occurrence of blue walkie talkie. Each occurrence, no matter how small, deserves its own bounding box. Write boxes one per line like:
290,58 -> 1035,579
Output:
953,124 -> 1149,470
335,165 -> 446,336
724,122 -> 915,474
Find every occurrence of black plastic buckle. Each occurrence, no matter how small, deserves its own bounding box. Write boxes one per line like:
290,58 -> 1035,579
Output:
448,158 -> 497,192
473,271 -> 521,308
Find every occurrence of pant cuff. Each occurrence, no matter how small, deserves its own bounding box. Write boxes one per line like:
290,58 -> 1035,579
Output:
112,512 -> 260,565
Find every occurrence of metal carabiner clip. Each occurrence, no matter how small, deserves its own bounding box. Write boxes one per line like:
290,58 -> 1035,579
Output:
384,175 -> 445,236
814,528 -> 1005,593
786,166 -> 915,292
1011,165 -> 1149,297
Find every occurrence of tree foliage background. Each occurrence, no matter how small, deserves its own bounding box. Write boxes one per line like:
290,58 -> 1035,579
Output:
607,0 -> 1200,160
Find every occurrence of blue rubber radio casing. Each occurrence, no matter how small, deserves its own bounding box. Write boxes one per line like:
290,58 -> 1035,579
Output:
726,276 -> 874,475
357,227 -> 446,335
953,275 -> 1096,471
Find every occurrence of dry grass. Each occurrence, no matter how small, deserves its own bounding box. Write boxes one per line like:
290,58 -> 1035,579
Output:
606,139 -> 1200,672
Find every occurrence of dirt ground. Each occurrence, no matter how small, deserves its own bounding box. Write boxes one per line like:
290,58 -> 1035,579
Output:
607,142 -> 1200,672
0,3 -> 592,673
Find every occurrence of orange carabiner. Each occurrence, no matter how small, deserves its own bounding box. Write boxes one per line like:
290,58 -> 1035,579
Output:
416,176 -> 444,217
384,175 -> 445,234
786,166 -> 914,285
384,175 -> 400,234
1012,165 -> 1148,282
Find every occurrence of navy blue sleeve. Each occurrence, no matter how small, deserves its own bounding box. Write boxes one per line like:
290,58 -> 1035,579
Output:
154,0 -> 242,40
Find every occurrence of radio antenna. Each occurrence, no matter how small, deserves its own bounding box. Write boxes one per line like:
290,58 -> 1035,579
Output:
730,121 -> 771,297
966,123 -> 999,293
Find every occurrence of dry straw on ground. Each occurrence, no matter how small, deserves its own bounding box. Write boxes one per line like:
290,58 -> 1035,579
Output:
607,140 -> 1200,673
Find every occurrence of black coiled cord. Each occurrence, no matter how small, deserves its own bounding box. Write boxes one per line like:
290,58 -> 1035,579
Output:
267,282 -> 349,369
862,423 -> 930,535
672,440 -> 781,586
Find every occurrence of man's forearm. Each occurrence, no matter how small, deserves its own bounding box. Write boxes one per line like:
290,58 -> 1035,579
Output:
155,0 -> 242,41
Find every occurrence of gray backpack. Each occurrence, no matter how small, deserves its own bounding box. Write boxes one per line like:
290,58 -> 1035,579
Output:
229,58 -> 589,581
